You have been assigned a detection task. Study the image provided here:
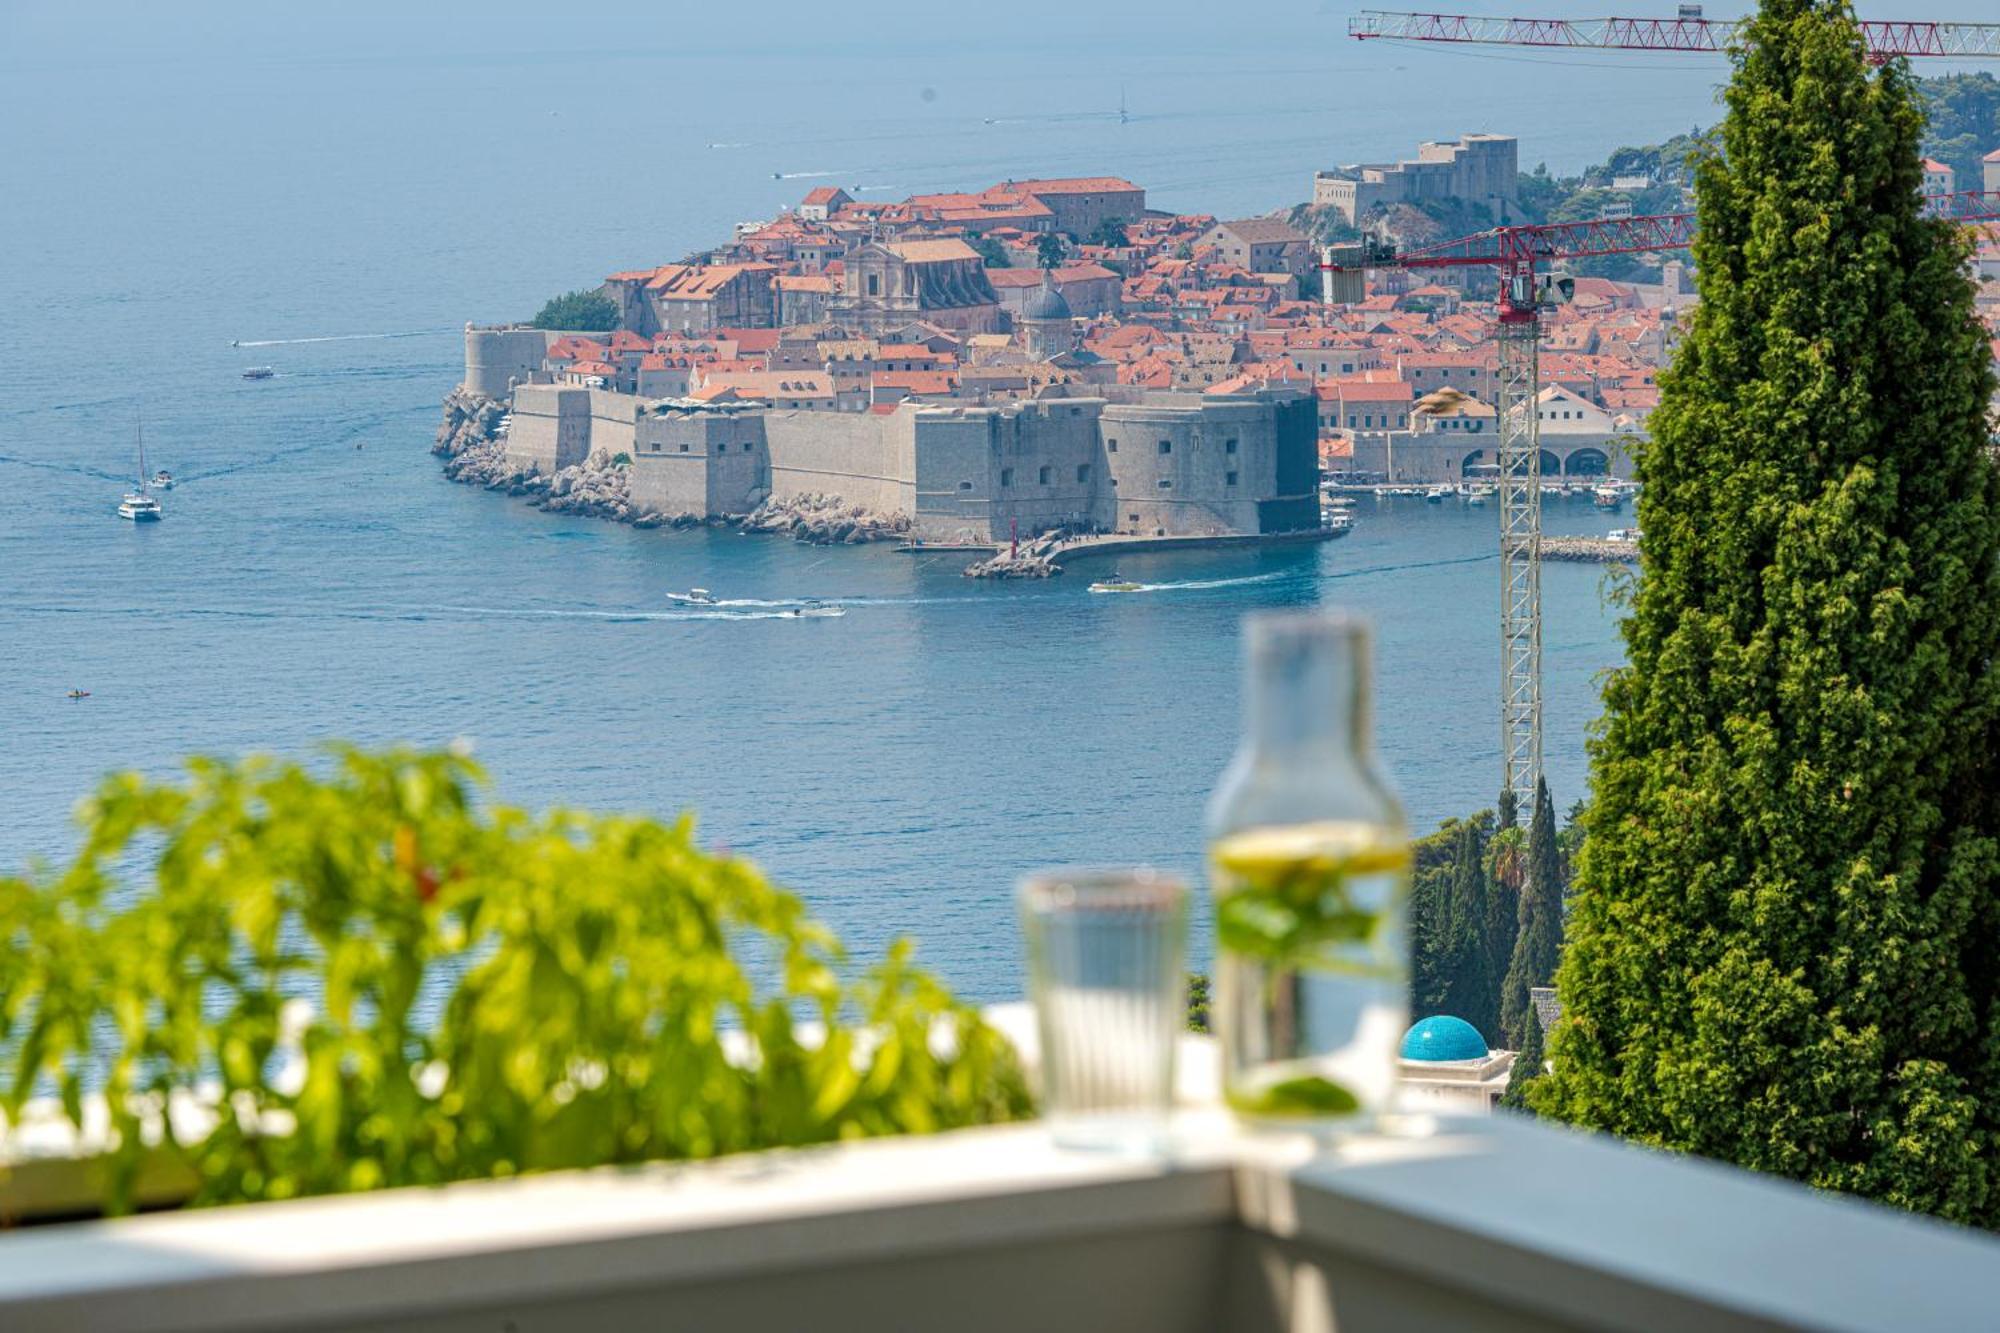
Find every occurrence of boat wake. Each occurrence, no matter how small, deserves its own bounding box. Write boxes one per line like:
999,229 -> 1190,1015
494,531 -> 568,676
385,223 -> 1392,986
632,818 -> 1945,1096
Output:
1089,569 -> 1301,595
230,329 -> 457,347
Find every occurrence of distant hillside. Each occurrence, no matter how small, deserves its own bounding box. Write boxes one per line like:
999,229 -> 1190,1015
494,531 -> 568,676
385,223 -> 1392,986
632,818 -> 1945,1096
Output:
1289,72 -> 1995,284
1919,73 -> 2000,191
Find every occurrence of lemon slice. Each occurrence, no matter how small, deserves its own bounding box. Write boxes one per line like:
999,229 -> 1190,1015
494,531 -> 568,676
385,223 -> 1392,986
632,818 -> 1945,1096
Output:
1213,821 -> 1411,879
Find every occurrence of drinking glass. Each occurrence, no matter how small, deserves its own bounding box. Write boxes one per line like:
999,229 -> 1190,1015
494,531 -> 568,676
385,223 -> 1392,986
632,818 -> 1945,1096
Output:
1017,868 -> 1188,1151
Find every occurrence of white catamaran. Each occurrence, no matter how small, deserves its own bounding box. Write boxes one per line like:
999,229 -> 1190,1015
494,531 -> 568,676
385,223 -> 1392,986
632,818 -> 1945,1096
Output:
117,416 -> 163,522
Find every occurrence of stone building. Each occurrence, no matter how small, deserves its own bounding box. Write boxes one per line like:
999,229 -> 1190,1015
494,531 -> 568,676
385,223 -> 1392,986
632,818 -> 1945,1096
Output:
1312,134 -> 1518,226
1985,147 -> 2000,196
826,240 -> 1002,338
997,177 -> 1146,238
797,186 -> 851,221
1197,219 -> 1311,279
1016,274 -> 1076,360
988,263 -> 1124,320
603,263 -> 779,336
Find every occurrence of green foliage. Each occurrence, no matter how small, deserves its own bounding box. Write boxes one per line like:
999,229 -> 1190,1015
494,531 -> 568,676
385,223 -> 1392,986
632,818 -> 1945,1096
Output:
1534,0 -> 2000,1228
1087,219 -> 1129,248
0,747 -> 1029,1216
531,288 -> 618,332
1917,72 -> 2000,192
1185,973 -> 1210,1034
1500,1005 -> 1544,1113
973,236 -> 1011,269
1035,233 -> 1066,270
609,452 -> 632,467
1497,785 -> 1519,831
1499,779 -> 1562,1049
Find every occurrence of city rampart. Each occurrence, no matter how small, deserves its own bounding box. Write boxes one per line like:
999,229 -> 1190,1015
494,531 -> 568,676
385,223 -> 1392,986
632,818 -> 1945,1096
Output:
912,401 -> 1105,542
766,411 -> 918,515
506,386 -> 639,474
465,325 -> 556,398
630,409 -> 771,515
1099,390 -> 1317,537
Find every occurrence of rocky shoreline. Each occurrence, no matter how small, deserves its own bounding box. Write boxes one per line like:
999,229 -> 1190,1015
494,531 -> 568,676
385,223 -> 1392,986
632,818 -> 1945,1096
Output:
432,389 -> 910,544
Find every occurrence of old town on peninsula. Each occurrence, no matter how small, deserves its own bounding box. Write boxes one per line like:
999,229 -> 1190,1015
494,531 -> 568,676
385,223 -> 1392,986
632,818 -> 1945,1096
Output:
433,131 -> 1887,571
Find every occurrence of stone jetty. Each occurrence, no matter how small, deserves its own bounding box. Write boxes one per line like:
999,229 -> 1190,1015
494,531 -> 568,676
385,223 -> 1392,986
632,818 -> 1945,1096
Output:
964,530 -> 1067,578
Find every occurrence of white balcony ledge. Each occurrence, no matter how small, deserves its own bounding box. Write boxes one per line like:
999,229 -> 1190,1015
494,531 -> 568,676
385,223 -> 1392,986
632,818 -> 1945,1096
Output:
1,1025 -> 1996,1332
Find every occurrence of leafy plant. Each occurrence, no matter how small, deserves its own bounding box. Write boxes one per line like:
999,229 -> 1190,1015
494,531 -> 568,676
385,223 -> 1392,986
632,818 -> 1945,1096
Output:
0,747 -> 1030,1215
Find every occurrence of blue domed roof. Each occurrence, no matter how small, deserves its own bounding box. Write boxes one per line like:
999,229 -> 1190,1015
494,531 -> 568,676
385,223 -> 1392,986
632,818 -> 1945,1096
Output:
1401,1015 -> 1489,1062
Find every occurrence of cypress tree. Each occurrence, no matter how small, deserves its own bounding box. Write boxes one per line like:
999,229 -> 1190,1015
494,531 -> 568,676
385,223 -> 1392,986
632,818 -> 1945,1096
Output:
1437,820 -> 1492,1030
1534,0 -> 2000,1227
1497,785 -> 1519,831
1481,827 -> 1522,1041
1501,1004 -> 1545,1113
1500,778 -> 1562,1049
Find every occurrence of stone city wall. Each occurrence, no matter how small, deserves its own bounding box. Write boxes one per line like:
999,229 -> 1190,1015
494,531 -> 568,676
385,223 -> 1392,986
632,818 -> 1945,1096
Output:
765,410 -> 917,515
464,326 -> 556,398
506,386 -> 638,474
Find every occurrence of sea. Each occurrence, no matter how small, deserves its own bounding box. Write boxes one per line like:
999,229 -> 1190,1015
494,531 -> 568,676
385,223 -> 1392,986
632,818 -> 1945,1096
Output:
6,1 -> 1992,999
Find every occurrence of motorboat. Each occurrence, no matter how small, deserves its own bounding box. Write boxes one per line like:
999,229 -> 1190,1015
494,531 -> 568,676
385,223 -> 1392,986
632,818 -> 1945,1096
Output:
1465,490 -> 1488,507
1089,575 -> 1145,594
242,366 -> 275,380
152,470 -> 175,489
1323,511 -> 1355,534
667,588 -> 718,606
1607,527 -> 1641,543
1592,482 -> 1627,510
1425,485 -> 1452,503
791,601 -> 846,618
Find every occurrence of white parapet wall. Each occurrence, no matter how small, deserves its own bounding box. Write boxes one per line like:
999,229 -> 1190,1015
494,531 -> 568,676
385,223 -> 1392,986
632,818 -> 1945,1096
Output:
2,1018 -> 1996,1332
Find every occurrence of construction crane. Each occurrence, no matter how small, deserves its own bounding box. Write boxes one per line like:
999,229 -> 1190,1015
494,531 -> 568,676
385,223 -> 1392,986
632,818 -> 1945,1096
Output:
1349,8 -> 2000,63
1322,191 -> 2000,806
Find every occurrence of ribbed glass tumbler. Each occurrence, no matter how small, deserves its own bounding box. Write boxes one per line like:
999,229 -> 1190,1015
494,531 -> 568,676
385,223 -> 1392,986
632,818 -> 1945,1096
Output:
1017,868 -> 1189,1152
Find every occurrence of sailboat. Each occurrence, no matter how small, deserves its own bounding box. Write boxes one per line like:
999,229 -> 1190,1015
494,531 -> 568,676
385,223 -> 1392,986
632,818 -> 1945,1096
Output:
117,414 -> 162,522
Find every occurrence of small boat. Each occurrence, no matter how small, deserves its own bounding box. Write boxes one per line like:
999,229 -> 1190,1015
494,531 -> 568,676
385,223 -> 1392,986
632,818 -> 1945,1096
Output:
118,415 -> 163,522
791,602 -> 846,618
1425,485 -> 1452,504
1465,490 -> 1488,507
1089,575 -> 1145,594
667,588 -> 718,606
1607,527 -> 1641,543
1323,511 -> 1355,533
242,366 -> 275,380
1592,482 -> 1626,510
152,470 -> 175,489
66,689 -> 90,700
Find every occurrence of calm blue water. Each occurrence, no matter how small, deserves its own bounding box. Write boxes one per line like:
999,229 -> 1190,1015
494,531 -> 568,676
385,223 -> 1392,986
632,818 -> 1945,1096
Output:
7,1 -> 1987,998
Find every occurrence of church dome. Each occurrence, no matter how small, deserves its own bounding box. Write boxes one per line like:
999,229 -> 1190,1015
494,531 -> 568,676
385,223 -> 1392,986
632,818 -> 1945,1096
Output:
1401,1015 -> 1489,1062
1020,274 -> 1072,322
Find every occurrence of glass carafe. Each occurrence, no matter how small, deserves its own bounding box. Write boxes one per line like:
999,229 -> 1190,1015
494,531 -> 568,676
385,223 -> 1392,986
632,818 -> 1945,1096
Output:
1206,612 -> 1409,1123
